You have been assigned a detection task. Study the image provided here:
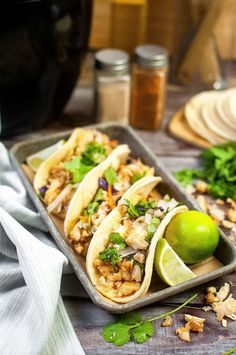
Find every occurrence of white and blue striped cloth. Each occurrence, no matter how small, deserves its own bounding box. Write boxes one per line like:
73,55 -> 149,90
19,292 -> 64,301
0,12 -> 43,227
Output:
0,143 -> 85,355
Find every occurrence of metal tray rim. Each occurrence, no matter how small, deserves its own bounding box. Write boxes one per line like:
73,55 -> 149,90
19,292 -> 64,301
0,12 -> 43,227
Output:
10,123 -> 236,313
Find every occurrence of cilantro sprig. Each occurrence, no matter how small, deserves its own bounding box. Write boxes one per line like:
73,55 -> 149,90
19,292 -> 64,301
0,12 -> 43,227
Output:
102,293 -> 198,346
64,143 -> 107,183
174,143 -> 236,200
99,247 -> 120,266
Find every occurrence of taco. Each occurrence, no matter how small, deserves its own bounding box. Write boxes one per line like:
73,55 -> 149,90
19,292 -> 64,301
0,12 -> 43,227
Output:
86,177 -> 188,303
64,148 -> 155,256
34,128 -> 118,218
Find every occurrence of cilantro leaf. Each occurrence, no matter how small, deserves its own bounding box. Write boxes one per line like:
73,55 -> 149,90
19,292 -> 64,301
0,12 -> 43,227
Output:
81,143 -> 107,165
174,169 -> 203,187
131,172 -> 145,184
119,311 -> 142,325
125,199 -> 157,217
64,157 -> 95,183
109,232 -> 126,249
104,167 -> 118,185
146,217 -> 161,243
99,247 -> 120,266
130,321 -> 154,344
102,323 -> 130,346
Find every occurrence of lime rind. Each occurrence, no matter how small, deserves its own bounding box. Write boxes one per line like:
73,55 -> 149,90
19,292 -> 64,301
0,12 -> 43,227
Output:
26,140 -> 65,172
154,238 -> 195,287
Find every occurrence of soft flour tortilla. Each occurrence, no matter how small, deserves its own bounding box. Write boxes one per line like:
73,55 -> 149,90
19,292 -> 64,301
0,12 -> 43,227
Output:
34,128 -> 98,194
185,91 -> 225,144
87,177 -> 188,304
202,94 -> 236,141
64,144 -> 130,235
215,90 -> 236,131
64,149 -> 155,236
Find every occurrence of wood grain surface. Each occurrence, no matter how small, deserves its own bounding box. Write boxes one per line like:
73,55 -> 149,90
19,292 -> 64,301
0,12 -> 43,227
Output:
4,57 -> 236,355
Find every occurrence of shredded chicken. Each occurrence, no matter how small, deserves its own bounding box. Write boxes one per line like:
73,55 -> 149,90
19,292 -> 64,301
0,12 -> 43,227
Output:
117,281 -> 140,297
204,283 -> 236,326
161,316 -> 173,327
176,327 -> 191,342
184,314 -> 205,332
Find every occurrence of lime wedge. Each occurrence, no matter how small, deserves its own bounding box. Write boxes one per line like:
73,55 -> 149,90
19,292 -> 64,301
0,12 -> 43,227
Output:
26,140 -> 65,172
154,239 -> 195,286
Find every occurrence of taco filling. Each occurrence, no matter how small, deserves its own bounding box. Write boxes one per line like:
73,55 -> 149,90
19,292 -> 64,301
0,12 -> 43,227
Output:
39,131 -> 117,218
93,194 -> 179,297
68,158 -> 154,255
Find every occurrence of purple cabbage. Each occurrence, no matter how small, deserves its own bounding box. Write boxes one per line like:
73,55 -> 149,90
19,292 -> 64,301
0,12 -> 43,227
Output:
99,177 -> 119,195
99,177 -> 108,191
39,185 -> 48,198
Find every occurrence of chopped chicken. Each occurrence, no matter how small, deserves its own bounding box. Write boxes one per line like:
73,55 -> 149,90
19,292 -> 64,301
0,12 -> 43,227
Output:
131,264 -> 142,282
221,220 -> 234,229
161,316 -> 173,327
126,223 -> 149,250
216,283 -> 230,302
117,281 -> 140,297
184,314 -> 205,332
176,327 -> 191,342
133,252 -> 145,264
196,180 -> 208,194
208,204 -> 225,223
228,209 -> 236,223
196,195 -> 208,213
204,283 -> 236,326
212,295 -> 236,321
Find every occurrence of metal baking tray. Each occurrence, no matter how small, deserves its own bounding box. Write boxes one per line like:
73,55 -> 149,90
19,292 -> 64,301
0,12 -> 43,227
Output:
10,123 -> 236,313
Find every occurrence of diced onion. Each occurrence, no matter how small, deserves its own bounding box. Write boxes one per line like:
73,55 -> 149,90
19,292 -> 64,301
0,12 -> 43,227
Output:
119,247 -> 136,258
47,184 -> 73,213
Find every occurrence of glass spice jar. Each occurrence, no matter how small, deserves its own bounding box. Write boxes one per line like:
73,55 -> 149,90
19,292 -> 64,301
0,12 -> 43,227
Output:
94,48 -> 130,124
129,44 -> 169,130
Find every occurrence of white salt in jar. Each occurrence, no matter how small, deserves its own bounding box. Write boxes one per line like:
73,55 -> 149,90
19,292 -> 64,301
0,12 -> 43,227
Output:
94,49 -> 130,124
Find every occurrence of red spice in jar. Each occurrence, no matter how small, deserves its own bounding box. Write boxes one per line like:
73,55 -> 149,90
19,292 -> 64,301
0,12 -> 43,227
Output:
130,44 -> 168,130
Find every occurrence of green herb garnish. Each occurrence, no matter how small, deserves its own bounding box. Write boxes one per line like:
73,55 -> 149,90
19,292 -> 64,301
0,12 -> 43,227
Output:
174,169 -> 203,187
94,188 -> 104,202
146,217 -> 161,243
131,172 -> 145,184
64,157 -> 94,183
104,167 -> 118,185
102,293 -> 198,346
174,143 -> 236,200
99,247 -> 120,266
109,232 -> 126,249
125,199 -> 157,217
81,143 -> 107,165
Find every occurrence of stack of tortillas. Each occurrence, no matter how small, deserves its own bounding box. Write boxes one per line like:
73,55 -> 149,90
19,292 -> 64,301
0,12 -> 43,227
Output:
169,88 -> 236,147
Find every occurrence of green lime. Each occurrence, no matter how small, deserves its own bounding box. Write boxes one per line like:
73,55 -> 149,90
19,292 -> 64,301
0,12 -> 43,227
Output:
154,238 -> 195,286
164,210 -> 219,264
27,157 -> 44,172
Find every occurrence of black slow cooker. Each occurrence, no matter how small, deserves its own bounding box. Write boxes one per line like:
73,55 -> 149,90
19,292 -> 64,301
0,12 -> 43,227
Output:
0,0 -> 92,137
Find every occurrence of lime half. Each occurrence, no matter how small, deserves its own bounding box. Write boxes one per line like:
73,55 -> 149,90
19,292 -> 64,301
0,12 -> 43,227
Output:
26,140 -> 65,172
154,239 -> 195,286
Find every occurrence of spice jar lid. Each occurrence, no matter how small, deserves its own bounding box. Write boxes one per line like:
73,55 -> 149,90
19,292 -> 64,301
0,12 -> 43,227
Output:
95,48 -> 130,72
135,44 -> 168,68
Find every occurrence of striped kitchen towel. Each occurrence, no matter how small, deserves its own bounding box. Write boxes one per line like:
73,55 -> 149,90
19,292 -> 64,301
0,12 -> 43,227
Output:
0,142 -> 85,355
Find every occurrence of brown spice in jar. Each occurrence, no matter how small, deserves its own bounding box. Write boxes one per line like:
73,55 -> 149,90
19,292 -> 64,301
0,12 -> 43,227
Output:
130,64 -> 168,130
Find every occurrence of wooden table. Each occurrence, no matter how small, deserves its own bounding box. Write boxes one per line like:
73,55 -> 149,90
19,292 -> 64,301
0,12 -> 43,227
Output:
4,59 -> 236,354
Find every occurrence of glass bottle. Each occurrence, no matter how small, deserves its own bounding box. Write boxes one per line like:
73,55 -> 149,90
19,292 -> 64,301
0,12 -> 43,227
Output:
130,44 -> 169,130
95,48 -> 130,124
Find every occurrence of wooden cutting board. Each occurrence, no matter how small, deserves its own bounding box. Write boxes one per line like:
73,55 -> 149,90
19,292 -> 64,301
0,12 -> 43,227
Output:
168,107 -> 212,149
